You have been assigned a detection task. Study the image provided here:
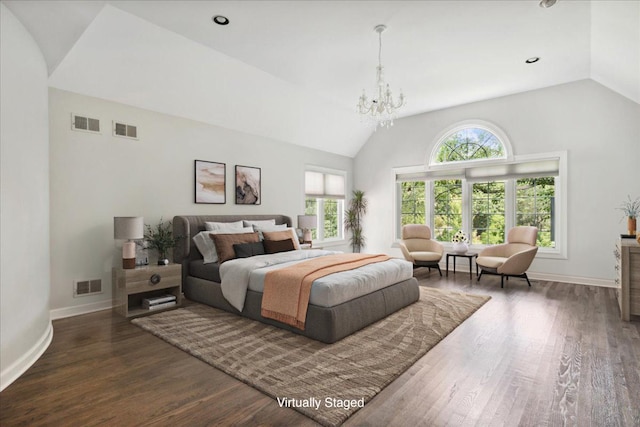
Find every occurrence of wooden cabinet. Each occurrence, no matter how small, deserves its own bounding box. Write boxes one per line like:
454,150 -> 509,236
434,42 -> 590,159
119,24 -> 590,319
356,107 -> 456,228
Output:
615,238 -> 640,321
113,263 -> 182,317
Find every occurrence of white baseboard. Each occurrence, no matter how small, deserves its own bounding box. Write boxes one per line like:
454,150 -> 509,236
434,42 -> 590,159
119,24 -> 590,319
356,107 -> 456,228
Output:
0,321 -> 53,392
50,299 -> 113,320
527,271 -> 615,288
438,261 -> 615,288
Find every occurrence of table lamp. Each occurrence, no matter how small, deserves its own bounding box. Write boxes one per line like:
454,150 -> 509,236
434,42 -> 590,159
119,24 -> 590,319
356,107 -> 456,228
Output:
297,215 -> 317,245
114,217 -> 144,269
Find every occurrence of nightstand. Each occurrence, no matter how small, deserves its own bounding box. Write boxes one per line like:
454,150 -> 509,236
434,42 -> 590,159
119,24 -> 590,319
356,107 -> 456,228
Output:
113,263 -> 182,318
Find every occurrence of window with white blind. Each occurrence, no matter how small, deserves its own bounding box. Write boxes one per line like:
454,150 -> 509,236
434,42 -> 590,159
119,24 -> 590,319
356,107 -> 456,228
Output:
305,168 -> 346,243
394,121 -> 567,258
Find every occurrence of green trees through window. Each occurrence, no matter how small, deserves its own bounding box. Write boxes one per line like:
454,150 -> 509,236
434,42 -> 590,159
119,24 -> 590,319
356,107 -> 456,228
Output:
434,180 -> 462,242
397,124 -> 557,249
306,197 -> 343,241
516,177 -> 555,248
435,127 -> 505,163
400,181 -> 426,227
472,181 -> 505,245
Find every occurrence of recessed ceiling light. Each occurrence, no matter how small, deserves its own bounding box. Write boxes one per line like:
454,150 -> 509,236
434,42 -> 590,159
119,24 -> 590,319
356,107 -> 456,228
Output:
525,57 -> 540,64
212,15 -> 229,26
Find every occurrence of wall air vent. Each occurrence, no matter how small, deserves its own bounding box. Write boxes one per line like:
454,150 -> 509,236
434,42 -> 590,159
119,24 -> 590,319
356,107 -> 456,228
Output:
113,121 -> 138,140
71,113 -> 100,133
74,279 -> 102,297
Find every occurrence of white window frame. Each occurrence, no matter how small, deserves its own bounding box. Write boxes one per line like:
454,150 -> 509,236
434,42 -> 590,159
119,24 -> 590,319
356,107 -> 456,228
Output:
393,153 -> 567,260
305,165 -> 347,246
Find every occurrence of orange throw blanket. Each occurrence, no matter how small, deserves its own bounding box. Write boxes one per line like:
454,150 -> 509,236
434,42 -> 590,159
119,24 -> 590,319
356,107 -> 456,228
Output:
261,253 -> 391,330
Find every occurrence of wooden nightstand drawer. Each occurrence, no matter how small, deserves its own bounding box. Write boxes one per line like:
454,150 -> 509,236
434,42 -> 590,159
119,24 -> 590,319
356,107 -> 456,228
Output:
616,239 -> 640,321
113,263 -> 183,318
121,269 -> 181,292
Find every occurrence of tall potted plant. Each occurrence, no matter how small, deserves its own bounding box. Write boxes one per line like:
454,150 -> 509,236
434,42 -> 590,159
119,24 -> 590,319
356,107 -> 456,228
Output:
618,195 -> 640,235
144,218 -> 182,265
344,190 -> 368,253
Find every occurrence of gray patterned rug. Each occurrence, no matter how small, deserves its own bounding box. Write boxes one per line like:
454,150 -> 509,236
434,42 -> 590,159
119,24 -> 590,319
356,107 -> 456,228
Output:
132,286 -> 490,427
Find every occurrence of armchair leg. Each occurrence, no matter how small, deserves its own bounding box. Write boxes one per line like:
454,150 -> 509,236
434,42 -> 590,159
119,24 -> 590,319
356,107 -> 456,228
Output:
437,264 -> 442,277
501,275 -> 504,288
524,273 -> 531,287
477,270 -> 483,282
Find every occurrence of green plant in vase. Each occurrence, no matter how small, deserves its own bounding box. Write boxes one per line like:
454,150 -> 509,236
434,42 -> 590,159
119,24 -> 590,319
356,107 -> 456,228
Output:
144,218 -> 182,265
344,190 -> 368,253
617,195 -> 639,235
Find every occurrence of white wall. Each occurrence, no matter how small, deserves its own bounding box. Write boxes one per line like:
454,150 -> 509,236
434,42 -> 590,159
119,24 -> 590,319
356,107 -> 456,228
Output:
48,88 -> 353,316
0,4 -> 52,391
591,0 -> 640,104
354,79 -> 640,283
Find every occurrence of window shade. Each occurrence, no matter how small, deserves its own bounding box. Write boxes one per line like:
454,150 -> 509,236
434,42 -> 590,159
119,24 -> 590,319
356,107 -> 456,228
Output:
305,171 -> 345,199
395,158 -> 560,183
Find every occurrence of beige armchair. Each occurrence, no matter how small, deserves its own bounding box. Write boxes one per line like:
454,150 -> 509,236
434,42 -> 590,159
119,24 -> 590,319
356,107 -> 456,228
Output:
399,224 -> 444,276
476,226 -> 538,288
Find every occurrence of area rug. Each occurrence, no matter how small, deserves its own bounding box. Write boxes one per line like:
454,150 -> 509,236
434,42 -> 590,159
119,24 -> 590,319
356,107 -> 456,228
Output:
132,287 -> 490,427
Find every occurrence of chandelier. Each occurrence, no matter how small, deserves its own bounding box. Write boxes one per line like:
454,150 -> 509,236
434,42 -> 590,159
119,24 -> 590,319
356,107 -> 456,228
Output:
357,24 -> 405,129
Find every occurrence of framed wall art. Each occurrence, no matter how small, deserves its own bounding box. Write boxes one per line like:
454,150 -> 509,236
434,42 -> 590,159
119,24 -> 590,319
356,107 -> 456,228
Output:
235,165 -> 261,205
195,160 -> 226,204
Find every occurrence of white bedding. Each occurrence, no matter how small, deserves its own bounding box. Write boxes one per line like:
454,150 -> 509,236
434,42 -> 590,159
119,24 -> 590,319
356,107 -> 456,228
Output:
219,250 -> 413,312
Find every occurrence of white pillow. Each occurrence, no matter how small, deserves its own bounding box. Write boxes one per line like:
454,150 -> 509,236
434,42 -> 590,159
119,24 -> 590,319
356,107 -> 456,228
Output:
193,227 -> 254,264
204,220 -> 244,231
243,219 -> 276,228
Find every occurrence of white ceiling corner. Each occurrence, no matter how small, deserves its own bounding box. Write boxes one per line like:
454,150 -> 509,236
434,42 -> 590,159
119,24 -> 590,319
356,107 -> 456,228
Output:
3,0 -> 639,157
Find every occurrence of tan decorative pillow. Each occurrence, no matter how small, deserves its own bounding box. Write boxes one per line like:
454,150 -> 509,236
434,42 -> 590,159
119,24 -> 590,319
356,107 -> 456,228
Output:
262,229 -> 301,250
210,232 -> 260,263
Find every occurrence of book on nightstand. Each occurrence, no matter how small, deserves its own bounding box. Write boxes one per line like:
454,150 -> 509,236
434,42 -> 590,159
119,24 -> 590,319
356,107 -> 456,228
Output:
142,294 -> 177,309
147,300 -> 177,311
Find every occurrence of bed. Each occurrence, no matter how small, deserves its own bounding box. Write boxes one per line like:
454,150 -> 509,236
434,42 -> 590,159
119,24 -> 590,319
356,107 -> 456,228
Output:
173,214 -> 419,343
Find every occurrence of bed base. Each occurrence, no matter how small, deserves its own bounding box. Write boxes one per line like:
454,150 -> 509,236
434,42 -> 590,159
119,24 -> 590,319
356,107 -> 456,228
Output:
184,275 -> 419,344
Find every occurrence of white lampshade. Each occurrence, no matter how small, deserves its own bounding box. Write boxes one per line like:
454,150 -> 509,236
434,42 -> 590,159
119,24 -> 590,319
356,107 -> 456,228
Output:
297,215 -> 317,230
114,217 -> 144,240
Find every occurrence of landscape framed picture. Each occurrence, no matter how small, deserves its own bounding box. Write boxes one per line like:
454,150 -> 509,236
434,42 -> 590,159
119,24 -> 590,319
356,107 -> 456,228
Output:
194,160 -> 226,204
235,165 -> 261,205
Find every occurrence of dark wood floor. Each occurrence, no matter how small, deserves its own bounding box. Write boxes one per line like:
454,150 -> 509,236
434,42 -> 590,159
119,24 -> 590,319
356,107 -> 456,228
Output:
1,271 -> 639,426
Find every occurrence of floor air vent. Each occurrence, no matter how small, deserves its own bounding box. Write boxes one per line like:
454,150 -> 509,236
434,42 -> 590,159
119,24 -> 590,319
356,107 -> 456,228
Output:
71,113 -> 100,133
113,121 -> 138,140
74,279 -> 102,297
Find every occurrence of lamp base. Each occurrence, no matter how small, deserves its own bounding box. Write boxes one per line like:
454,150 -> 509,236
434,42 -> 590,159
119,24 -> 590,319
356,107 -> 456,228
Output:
122,257 -> 136,269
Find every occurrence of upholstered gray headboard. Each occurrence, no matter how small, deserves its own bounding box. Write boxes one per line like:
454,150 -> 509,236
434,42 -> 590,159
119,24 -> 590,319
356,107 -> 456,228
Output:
172,214 -> 292,266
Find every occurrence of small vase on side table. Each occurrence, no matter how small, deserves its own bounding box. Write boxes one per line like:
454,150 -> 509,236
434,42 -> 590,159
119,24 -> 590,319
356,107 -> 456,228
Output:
452,242 -> 469,254
628,217 -> 637,235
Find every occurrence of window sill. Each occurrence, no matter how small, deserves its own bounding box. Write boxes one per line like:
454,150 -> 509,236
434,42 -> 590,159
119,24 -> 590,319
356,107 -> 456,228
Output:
312,239 -> 348,249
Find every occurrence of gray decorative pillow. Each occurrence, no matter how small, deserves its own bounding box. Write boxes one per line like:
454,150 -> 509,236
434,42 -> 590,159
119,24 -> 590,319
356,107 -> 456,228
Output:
233,241 -> 265,258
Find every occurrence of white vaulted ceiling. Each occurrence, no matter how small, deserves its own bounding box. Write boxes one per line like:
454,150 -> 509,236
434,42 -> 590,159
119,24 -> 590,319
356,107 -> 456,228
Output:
4,0 -> 639,157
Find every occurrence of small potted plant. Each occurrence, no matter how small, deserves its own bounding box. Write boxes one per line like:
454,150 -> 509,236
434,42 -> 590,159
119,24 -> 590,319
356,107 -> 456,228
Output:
452,230 -> 469,254
144,218 -> 182,265
617,195 -> 640,236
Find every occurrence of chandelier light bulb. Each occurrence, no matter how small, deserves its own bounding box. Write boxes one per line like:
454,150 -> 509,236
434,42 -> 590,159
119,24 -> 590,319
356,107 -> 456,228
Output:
357,24 -> 405,130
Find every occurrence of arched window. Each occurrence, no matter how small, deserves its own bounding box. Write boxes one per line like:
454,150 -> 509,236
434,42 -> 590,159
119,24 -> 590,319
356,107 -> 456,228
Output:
429,121 -> 512,166
434,127 -> 506,163
396,121 -> 565,255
